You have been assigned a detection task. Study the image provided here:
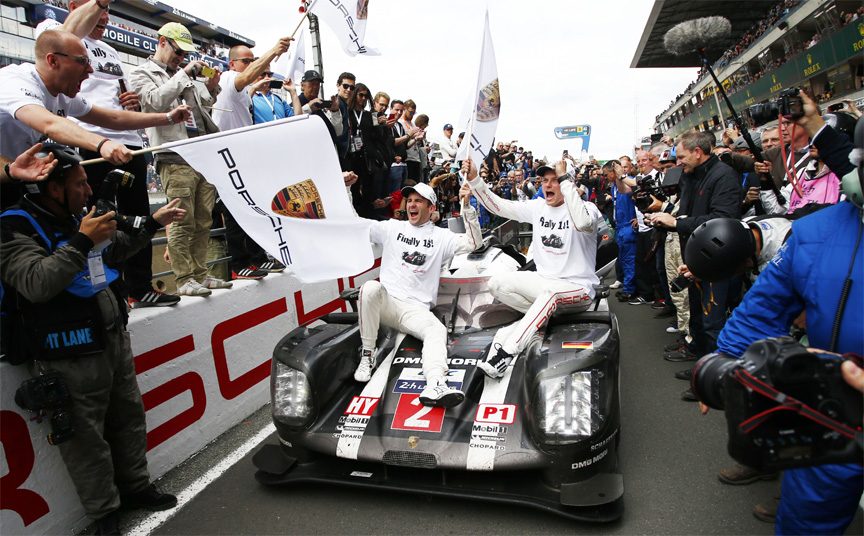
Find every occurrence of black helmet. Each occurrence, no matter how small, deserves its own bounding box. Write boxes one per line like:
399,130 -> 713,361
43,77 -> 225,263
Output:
22,143 -> 82,196
821,112 -> 858,143
684,218 -> 756,282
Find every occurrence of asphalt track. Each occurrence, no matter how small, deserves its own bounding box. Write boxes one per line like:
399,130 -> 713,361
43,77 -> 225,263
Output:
119,277 -> 863,535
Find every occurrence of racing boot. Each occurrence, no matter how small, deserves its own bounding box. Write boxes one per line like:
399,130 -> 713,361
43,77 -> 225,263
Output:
478,344 -> 514,379
354,348 -> 377,382
419,376 -> 464,408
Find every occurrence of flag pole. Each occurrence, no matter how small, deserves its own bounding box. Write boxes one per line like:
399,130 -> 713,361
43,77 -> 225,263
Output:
464,9 -> 488,171
80,145 -> 163,166
275,0 -> 317,63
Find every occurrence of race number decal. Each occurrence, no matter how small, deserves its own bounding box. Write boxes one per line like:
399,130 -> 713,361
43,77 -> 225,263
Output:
392,394 -> 445,432
475,403 -> 517,424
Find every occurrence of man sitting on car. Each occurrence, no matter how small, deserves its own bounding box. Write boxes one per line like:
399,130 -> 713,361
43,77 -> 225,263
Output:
355,182 -> 482,407
462,158 -> 600,378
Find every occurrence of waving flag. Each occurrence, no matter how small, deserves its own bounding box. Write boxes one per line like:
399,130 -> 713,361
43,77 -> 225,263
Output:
456,10 -> 499,165
275,27 -> 306,84
310,0 -> 380,57
164,115 -> 374,283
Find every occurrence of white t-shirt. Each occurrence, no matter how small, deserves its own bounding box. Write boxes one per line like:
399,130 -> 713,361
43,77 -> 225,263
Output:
35,20 -> 140,147
370,219 -> 462,309
516,198 -> 600,293
212,70 -> 253,131
0,63 -> 92,158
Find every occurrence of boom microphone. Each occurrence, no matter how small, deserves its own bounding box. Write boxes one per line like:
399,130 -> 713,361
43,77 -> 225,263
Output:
664,16 -> 731,56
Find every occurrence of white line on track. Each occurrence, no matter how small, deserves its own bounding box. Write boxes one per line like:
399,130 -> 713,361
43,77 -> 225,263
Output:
125,423 -> 276,536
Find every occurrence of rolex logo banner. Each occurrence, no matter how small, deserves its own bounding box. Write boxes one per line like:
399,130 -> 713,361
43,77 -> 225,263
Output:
456,10 -> 499,165
165,115 -> 374,283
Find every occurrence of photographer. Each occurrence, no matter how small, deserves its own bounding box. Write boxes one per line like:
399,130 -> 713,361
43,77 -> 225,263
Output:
0,144 -> 184,535
710,91 -> 860,535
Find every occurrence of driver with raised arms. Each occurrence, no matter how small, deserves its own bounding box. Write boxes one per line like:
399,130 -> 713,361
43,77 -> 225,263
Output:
355,182 -> 482,408
461,158 -> 600,378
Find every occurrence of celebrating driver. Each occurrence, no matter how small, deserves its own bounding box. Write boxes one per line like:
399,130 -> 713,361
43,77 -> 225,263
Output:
462,158 -> 600,378
355,182 -> 482,408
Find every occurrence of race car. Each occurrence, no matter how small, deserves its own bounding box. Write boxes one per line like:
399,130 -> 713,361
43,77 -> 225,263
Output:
253,223 -> 622,522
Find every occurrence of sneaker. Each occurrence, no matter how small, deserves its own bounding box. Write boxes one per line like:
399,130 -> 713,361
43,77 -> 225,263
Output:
666,325 -> 680,334
477,344 -> 514,379
418,378 -> 465,408
753,496 -> 781,523
232,266 -> 268,280
120,483 -> 177,511
259,260 -> 286,273
664,347 -> 700,362
609,280 -> 622,289
718,463 -> 779,485
203,276 -> 233,289
354,348 -> 376,382
651,299 -> 667,309
628,296 -> 651,305
664,338 -> 686,352
654,306 -> 676,318
674,368 -> 694,381
681,387 -> 699,401
616,292 -> 633,302
177,280 -> 211,297
129,290 -> 180,308
95,512 -> 120,536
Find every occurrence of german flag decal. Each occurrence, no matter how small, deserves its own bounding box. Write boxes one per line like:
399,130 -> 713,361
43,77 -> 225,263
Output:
562,341 -> 593,349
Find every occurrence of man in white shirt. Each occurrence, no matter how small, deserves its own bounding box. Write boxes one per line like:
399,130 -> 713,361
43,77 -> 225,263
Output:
0,29 -> 189,165
36,0 -> 181,307
356,183 -> 482,407
463,159 -> 599,379
438,123 -> 457,161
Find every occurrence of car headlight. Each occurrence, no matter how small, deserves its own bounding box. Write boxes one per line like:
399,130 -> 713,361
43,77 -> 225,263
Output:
271,360 -> 314,426
534,370 -> 605,445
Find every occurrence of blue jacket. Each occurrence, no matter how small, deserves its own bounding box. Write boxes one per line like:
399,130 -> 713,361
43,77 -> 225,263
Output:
717,200 -> 863,356
612,184 -> 636,230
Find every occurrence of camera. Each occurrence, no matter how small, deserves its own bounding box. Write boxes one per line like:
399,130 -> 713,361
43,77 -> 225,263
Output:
15,372 -> 75,445
669,273 -> 690,293
269,80 -> 283,89
749,88 -> 804,126
94,170 -> 145,232
692,337 -> 863,472
631,174 -> 666,212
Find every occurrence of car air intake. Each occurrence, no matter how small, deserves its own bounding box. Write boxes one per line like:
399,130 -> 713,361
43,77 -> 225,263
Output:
382,450 -> 437,469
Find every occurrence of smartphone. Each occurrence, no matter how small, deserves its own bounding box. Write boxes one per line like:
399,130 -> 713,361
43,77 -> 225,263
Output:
318,100 -> 333,108
268,80 -> 283,89
827,103 -> 843,113
563,149 -> 568,155
201,66 -> 216,79
388,113 -> 396,121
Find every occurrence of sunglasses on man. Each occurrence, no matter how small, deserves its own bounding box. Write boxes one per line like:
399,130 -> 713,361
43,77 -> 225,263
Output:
52,51 -> 90,67
341,83 -> 355,91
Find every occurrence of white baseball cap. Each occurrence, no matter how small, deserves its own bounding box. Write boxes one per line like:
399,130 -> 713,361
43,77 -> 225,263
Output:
401,182 -> 437,205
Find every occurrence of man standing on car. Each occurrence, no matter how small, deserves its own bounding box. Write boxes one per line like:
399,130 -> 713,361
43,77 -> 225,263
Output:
354,183 -> 482,407
462,158 -> 600,378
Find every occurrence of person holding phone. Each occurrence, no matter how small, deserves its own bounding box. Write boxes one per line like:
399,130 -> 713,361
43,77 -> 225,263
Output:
250,65 -> 301,124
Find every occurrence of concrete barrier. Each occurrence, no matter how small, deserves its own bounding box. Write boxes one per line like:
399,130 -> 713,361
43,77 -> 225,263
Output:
0,256 -> 380,535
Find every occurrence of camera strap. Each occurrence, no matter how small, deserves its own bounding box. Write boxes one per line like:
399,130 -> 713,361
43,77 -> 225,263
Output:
733,368 -> 861,442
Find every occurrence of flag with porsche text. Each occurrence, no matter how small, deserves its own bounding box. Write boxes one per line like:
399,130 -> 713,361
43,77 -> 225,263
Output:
456,9 -> 499,165
275,27 -> 306,84
164,115 -> 374,283
310,0 -> 380,57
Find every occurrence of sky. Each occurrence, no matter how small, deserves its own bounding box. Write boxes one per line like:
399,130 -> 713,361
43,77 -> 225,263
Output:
166,0 -> 700,162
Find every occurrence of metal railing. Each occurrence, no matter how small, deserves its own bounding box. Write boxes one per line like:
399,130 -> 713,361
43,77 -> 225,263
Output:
150,227 -> 231,280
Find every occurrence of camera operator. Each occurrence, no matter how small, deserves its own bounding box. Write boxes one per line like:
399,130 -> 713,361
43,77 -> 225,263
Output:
0,144 -> 185,535
709,90 -> 860,535
648,131 -> 742,363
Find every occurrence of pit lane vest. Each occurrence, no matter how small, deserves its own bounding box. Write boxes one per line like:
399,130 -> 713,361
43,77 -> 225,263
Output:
0,210 -> 118,363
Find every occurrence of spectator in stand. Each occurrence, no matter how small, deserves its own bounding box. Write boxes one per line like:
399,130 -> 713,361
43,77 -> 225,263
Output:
414,113 -> 432,183
401,99 -> 425,182
129,23 -> 227,297
760,126 -> 781,151
334,72 -> 355,167
438,123 -> 457,162
388,99 -> 409,193
346,82 -> 387,219
298,69 -> 343,150
371,91 -> 397,219
251,68 -> 301,124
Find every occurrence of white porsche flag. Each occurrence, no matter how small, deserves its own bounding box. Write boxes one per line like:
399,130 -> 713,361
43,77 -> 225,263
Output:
310,0 -> 380,57
275,27 -> 306,83
456,10 -> 499,166
164,115 -> 375,283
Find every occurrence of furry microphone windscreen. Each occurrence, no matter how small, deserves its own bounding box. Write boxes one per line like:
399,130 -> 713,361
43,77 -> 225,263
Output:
664,16 -> 732,56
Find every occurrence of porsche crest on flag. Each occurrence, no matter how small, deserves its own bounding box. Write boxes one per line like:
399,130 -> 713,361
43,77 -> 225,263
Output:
310,0 -> 380,57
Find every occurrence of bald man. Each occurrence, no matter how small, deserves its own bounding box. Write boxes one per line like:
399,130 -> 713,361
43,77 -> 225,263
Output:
211,38 -> 292,131
0,30 -> 189,166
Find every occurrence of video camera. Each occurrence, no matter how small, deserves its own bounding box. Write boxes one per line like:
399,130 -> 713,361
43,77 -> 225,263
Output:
94,170 -> 146,232
749,88 -> 804,126
692,337 -> 863,472
15,372 -> 75,445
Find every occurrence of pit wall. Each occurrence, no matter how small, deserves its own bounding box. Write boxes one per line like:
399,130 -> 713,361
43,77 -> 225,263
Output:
0,255 -> 380,535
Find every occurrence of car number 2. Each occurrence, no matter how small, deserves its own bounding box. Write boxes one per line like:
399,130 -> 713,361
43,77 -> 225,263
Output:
392,394 -> 445,432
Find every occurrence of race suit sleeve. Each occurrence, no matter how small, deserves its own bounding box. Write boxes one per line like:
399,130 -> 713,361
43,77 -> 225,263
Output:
0,229 -> 90,303
453,200 -> 482,255
811,125 -> 855,177
129,67 -> 192,113
559,179 -> 596,233
464,173 -> 529,222
675,173 -> 742,237
716,231 -> 804,357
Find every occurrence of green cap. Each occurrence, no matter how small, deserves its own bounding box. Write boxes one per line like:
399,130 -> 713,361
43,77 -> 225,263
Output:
157,22 -> 196,52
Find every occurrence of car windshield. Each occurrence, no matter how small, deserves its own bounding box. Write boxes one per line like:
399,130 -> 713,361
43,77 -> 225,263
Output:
432,276 -> 521,332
